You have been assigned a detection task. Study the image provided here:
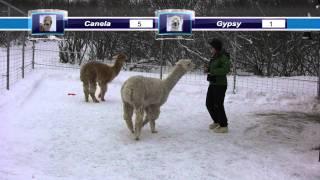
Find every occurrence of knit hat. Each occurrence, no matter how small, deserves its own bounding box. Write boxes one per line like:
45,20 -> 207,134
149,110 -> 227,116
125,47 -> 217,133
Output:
209,38 -> 222,51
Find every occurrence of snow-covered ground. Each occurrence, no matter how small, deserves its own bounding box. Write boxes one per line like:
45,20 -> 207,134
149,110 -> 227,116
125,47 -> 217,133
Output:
0,69 -> 319,180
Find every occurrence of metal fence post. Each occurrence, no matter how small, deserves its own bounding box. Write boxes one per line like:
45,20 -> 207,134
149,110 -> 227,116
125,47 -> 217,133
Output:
232,35 -> 237,94
318,50 -> 320,101
91,31 -> 94,61
6,6 -> 10,90
32,41 -> 35,69
6,31 -> 10,90
160,40 -> 164,80
22,33 -> 26,78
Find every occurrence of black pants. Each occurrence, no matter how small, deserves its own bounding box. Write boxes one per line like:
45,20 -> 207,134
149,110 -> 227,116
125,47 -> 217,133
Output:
206,84 -> 228,127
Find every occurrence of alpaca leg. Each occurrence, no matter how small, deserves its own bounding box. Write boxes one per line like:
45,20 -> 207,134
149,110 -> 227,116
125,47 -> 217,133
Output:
100,84 -> 108,101
150,120 -> 157,133
142,108 -> 150,127
149,106 -> 160,133
97,82 -> 103,98
145,106 -> 160,133
142,119 -> 149,127
89,81 -> 99,103
98,83 -> 101,98
83,82 -> 89,102
134,107 -> 144,140
123,102 -> 134,133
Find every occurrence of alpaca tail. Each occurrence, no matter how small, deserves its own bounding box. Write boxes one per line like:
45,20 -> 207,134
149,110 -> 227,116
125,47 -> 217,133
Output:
80,66 -> 85,82
121,81 -> 134,103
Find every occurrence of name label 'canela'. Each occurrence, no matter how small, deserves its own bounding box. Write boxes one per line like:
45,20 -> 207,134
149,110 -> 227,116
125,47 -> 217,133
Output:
84,21 -> 111,27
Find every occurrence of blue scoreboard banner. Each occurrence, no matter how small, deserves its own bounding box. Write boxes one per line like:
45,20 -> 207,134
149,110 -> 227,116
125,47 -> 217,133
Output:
1,17 -> 320,31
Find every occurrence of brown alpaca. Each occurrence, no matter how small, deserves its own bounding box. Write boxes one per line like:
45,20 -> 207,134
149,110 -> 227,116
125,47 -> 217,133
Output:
80,53 -> 127,103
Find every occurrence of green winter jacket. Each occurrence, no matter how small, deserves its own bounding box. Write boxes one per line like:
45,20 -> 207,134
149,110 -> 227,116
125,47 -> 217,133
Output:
208,52 -> 231,86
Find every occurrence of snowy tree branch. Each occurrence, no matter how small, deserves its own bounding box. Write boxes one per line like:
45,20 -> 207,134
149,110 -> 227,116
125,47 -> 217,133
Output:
177,40 -> 210,62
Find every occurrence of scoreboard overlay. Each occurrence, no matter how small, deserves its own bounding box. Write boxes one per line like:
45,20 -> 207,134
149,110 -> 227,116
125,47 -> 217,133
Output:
0,17 -> 320,31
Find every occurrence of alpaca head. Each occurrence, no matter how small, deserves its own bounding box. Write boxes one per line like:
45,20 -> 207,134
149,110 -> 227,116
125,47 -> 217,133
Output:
175,59 -> 195,71
112,53 -> 127,64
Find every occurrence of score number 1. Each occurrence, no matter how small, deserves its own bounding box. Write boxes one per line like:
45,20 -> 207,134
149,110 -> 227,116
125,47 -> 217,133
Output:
262,19 -> 286,29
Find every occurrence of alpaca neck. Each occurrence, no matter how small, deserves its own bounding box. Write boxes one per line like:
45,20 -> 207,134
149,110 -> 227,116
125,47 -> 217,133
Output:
163,65 -> 187,92
110,59 -> 124,79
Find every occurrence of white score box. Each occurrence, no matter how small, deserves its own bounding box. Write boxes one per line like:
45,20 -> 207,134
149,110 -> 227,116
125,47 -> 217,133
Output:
262,19 -> 286,28
129,20 -> 153,28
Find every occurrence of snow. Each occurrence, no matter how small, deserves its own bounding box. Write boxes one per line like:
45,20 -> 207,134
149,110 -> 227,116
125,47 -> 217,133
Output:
0,69 -> 319,180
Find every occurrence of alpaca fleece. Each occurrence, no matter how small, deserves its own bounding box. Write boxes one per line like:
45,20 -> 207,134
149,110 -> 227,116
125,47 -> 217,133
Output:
80,53 -> 126,102
121,59 -> 194,140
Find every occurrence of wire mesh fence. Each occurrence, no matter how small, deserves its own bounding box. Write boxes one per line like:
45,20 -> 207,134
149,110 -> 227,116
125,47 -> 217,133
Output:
233,75 -> 318,96
0,37 -> 319,98
0,33 -> 6,91
0,32 -> 34,91
33,41 -> 81,70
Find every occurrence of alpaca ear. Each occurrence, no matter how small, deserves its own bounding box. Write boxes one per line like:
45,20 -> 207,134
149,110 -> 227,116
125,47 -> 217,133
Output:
175,60 -> 182,65
111,55 -> 118,60
188,62 -> 194,69
175,62 -> 182,67
115,53 -> 127,61
120,53 -> 127,60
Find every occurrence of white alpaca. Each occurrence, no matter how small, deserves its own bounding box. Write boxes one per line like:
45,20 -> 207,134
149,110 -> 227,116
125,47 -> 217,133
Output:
121,59 -> 194,140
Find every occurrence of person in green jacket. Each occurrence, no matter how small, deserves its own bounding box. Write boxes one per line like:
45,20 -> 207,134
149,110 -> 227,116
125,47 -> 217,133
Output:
205,38 -> 231,133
